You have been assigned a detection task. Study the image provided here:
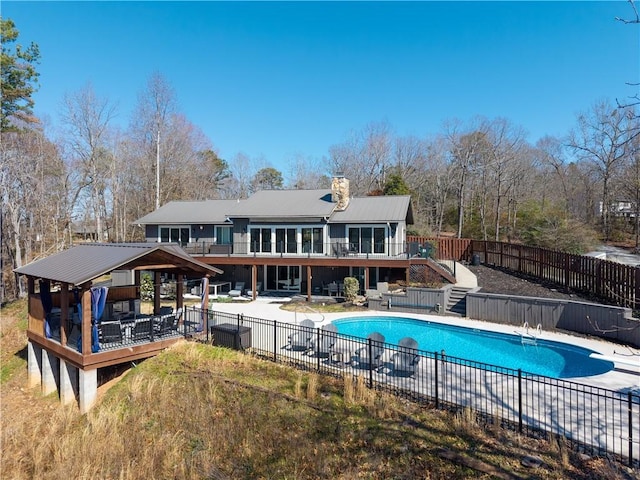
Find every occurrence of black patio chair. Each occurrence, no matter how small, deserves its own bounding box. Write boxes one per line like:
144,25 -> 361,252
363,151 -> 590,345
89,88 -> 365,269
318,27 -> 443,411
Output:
100,321 -> 123,344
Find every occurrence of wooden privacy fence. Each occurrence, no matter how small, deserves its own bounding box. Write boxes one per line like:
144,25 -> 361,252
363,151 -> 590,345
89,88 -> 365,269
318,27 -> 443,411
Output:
472,240 -> 639,310
406,237 -> 639,310
406,236 -> 472,261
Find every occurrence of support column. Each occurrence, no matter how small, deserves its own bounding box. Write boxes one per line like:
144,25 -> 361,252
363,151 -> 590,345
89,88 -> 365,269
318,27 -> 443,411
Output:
41,349 -> 59,396
306,266 -> 312,302
176,274 -> 184,311
79,368 -> 97,414
251,264 -> 257,300
60,359 -> 78,405
27,341 -> 42,388
154,271 -> 161,314
81,288 -> 92,355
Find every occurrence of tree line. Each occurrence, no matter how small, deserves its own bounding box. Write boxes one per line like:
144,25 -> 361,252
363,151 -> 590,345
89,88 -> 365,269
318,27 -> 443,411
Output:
1,14 -> 639,302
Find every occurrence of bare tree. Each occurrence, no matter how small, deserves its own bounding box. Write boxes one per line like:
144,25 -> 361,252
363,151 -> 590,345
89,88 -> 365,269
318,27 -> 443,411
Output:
1,127 -> 64,299
615,0 -> 640,113
285,153 -> 330,189
59,83 -> 117,242
568,100 -> 639,240
329,121 -> 393,195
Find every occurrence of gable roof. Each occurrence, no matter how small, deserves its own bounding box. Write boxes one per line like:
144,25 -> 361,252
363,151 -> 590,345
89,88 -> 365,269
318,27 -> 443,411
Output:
133,200 -> 240,225
132,190 -> 413,226
330,195 -> 414,224
228,189 -> 336,220
14,243 -> 223,286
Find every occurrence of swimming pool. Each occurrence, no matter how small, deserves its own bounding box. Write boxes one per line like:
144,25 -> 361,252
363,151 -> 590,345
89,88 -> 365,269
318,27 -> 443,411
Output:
332,316 -> 615,379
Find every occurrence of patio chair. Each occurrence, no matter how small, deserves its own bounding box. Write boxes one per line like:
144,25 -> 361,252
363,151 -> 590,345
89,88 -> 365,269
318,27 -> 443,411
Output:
100,321 -> 123,344
354,332 -> 386,370
391,337 -> 420,376
159,314 -> 178,336
246,282 -> 262,298
288,319 -> 315,352
133,319 -> 153,342
310,323 -> 338,358
228,282 -> 245,297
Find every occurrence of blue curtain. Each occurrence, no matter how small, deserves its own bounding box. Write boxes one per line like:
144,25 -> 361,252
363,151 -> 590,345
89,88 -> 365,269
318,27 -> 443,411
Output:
40,280 -> 54,338
90,287 -> 109,352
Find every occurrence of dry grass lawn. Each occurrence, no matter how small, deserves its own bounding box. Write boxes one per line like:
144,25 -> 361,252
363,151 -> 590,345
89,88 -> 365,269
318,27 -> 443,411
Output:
1,299 -> 637,480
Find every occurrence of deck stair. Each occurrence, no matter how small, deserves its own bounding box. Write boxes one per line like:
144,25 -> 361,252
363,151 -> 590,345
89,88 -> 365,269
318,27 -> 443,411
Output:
446,286 -> 472,316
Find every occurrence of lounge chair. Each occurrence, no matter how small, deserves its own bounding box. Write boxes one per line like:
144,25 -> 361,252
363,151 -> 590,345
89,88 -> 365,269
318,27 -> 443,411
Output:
228,282 -> 245,297
355,332 -> 386,370
100,321 -> 123,344
246,282 -> 262,298
310,323 -> 338,358
391,337 -> 420,376
288,319 -> 315,352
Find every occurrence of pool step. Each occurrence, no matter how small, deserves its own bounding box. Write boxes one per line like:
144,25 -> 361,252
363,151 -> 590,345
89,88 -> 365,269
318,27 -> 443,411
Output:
446,287 -> 472,316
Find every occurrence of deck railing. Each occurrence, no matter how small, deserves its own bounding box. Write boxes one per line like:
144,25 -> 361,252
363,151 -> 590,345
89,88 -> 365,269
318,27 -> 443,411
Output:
188,308 -> 639,467
183,241 -> 416,259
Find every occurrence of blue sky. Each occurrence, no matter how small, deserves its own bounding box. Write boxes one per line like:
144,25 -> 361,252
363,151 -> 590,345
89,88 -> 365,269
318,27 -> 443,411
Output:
4,1 -> 639,176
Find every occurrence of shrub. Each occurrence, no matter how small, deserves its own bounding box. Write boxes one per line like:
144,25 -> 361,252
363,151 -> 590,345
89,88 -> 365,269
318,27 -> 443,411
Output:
343,277 -> 359,302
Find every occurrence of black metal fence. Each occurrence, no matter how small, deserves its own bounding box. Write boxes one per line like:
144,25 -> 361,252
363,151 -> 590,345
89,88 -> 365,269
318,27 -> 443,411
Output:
185,307 -> 640,467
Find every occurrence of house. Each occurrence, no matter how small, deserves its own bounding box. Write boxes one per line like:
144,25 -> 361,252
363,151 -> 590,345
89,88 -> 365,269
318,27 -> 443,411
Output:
14,243 -> 223,412
134,175 -> 454,299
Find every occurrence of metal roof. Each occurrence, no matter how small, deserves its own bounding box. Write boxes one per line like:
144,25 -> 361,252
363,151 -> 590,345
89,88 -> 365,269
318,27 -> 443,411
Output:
228,189 -> 336,220
132,190 -> 413,226
133,200 -> 240,225
14,243 -> 223,286
330,195 -> 414,224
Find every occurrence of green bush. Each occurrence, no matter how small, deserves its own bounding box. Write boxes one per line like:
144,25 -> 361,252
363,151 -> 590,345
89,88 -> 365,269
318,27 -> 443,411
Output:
343,277 -> 359,302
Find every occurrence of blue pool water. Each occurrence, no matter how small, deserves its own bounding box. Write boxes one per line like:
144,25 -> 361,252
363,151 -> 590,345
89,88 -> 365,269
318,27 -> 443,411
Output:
332,316 -> 615,379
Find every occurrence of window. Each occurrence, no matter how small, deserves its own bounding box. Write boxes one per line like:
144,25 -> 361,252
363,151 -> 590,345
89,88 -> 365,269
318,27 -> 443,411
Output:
302,228 -> 323,254
160,227 -> 189,247
348,227 -> 386,254
215,226 -> 232,245
250,228 -> 272,253
275,228 -> 297,253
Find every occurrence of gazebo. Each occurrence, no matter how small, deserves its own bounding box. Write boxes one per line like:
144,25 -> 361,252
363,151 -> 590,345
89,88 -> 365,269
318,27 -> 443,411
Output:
14,243 -> 223,412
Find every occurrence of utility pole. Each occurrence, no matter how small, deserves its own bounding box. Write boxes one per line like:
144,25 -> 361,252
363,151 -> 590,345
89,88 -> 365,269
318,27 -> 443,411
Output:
156,130 -> 160,210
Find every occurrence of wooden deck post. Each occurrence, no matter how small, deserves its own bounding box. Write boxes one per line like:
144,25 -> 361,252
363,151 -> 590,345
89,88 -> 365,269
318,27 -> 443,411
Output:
306,266 -> 312,302
252,264 -> 258,300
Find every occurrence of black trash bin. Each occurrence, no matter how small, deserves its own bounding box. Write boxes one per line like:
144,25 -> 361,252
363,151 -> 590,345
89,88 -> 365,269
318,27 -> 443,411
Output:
471,254 -> 480,266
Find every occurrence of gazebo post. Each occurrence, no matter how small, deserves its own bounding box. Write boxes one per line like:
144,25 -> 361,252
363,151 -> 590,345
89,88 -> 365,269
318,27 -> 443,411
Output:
176,274 -> 184,311
81,287 -> 92,355
153,271 -> 161,315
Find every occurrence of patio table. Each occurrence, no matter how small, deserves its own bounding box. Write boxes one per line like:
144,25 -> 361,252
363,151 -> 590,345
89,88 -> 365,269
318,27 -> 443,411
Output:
209,281 -> 231,299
